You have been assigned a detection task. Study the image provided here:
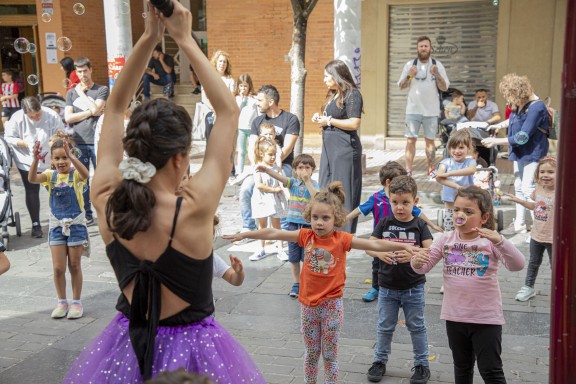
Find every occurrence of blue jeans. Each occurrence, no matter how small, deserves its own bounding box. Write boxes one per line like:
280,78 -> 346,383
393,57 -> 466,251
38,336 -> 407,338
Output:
374,283 -> 429,366
236,129 -> 251,175
142,73 -> 175,97
77,144 -> 96,218
239,163 -> 292,230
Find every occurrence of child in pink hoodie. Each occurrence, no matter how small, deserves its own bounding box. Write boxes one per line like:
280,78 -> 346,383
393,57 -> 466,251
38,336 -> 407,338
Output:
412,186 -> 525,384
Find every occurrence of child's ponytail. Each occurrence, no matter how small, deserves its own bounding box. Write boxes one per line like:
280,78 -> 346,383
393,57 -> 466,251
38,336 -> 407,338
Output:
303,181 -> 348,227
253,137 -> 275,163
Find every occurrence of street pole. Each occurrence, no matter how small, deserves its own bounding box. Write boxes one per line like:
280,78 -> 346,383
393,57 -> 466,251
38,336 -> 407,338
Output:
334,0 -> 361,89
103,0 -> 134,92
550,0 -> 576,382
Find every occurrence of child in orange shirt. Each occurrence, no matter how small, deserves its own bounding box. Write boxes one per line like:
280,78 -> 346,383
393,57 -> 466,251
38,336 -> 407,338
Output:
224,182 -> 420,383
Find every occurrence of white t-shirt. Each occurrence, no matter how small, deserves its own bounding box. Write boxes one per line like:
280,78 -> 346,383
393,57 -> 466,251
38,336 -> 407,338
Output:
398,59 -> 450,117
4,106 -> 64,172
213,251 -> 230,278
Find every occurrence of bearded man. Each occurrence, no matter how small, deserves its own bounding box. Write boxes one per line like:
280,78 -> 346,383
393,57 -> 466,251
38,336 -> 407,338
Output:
398,36 -> 450,176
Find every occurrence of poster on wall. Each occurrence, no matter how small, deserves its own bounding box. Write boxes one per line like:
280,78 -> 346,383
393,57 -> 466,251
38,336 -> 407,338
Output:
42,0 -> 54,15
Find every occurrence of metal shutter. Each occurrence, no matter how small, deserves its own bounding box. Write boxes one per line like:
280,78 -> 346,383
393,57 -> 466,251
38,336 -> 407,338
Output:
387,1 -> 499,137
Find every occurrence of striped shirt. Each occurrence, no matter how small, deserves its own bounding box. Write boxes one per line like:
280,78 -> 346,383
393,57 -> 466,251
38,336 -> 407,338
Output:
285,177 -> 318,224
1,82 -> 20,108
358,189 -> 422,229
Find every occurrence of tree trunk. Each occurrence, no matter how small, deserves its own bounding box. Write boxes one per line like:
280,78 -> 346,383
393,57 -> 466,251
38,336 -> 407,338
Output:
289,0 -> 319,156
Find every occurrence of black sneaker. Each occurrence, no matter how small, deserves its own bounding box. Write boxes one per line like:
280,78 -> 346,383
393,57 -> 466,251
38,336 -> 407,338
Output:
410,365 -> 430,384
85,217 -> 95,226
192,87 -> 201,95
31,225 -> 43,238
367,361 -> 386,382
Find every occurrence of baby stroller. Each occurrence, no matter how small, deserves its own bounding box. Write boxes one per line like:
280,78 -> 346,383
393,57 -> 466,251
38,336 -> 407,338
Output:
438,87 -> 467,148
0,137 -> 21,249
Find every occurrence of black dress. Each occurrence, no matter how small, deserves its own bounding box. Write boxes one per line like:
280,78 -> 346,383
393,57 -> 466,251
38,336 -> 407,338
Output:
319,88 -> 363,233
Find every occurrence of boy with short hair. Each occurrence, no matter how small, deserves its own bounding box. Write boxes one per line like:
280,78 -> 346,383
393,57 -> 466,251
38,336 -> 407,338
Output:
347,161 -> 442,302
1,69 -> 20,125
254,153 -> 318,297
366,175 -> 432,384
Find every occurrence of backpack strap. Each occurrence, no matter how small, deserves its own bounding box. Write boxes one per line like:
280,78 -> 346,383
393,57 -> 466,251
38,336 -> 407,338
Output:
523,100 -> 550,136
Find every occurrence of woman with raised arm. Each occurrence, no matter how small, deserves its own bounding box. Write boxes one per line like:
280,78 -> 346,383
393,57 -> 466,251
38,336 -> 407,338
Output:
64,3 -> 263,383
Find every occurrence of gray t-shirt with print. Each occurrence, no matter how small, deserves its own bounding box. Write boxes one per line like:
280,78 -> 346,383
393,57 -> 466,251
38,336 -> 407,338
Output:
66,84 -> 109,145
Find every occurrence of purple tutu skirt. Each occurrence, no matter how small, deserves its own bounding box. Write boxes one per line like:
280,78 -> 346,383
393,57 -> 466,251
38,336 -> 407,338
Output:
64,313 -> 265,383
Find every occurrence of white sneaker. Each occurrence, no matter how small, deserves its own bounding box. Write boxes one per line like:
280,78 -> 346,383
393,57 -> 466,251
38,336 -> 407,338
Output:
525,234 -> 531,244
515,286 -> 536,301
439,285 -> 444,294
249,249 -> 267,261
276,248 -> 289,261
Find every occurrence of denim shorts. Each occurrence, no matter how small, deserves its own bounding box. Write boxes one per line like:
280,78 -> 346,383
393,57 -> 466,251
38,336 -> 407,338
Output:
405,114 -> 438,140
286,221 -> 311,263
49,224 -> 88,247
1,107 -> 19,118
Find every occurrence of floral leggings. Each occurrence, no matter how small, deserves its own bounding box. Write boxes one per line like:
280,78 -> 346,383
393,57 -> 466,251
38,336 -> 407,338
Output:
301,298 -> 344,384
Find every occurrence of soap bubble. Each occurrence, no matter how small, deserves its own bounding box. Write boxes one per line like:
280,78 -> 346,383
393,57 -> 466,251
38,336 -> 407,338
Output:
62,78 -> 71,89
77,181 -> 88,193
453,213 -> 468,227
57,37 -> 72,52
119,1 -> 130,14
41,12 -> 52,23
27,74 -> 39,86
14,37 -> 30,54
70,147 -> 82,159
28,43 -> 37,54
514,131 -> 529,145
73,3 -> 86,15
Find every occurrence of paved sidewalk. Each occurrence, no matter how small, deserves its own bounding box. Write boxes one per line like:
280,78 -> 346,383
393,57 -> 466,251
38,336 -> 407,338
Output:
0,144 -> 550,384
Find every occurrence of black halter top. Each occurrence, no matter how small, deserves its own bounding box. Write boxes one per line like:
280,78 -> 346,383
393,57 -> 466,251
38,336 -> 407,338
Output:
105,197 -> 214,379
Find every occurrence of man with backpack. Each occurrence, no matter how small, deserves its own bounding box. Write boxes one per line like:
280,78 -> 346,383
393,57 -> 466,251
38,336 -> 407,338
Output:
398,36 -> 449,177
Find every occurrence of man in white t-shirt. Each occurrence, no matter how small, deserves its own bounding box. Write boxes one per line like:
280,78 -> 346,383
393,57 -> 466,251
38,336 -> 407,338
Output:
466,88 -> 501,125
398,36 -> 449,176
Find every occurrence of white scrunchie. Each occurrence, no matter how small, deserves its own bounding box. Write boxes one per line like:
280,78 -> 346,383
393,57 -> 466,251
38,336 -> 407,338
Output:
119,157 -> 157,184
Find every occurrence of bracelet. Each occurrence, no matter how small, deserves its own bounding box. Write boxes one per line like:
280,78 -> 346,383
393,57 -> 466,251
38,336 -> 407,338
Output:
327,116 -> 332,126
407,75 -> 413,81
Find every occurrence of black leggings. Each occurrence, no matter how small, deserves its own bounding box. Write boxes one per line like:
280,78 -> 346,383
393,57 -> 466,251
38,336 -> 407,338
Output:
17,168 -> 40,224
446,320 -> 506,384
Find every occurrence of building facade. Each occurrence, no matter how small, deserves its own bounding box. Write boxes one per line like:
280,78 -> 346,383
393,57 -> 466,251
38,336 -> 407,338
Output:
0,0 -> 567,144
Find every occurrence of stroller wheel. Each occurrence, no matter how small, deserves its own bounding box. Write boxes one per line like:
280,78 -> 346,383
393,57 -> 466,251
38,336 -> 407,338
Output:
437,208 -> 444,228
15,212 -> 21,237
497,210 -> 504,232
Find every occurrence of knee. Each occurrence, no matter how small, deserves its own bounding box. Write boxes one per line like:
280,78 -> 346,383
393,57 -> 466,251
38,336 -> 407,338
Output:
68,259 -> 82,273
53,265 -> 67,276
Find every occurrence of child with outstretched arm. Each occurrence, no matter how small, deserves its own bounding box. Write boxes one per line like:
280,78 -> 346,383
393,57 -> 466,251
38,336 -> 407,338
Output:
255,153 -> 318,297
346,161 -> 442,303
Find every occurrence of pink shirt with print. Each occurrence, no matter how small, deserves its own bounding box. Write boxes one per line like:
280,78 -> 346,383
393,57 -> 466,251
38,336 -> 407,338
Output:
411,230 -> 525,325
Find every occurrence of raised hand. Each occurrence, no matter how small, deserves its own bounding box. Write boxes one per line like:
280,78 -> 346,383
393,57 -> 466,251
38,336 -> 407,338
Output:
144,0 -> 166,43
475,227 -> 502,244
229,255 -> 243,274
158,1 -> 192,44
